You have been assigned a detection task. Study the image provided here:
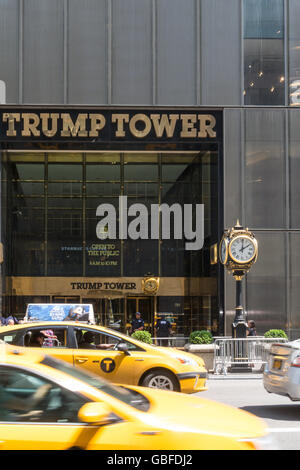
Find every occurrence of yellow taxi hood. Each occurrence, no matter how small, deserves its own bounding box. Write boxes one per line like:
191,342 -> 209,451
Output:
161,348 -> 206,362
127,386 -> 267,439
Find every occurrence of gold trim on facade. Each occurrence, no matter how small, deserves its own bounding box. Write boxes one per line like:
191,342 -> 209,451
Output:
7,276 -> 217,298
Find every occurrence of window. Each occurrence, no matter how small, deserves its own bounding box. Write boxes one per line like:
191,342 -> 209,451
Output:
41,356 -> 150,411
0,331 -> 20,345
20,327 -> 68,348
289,1 -> 300,105
243,0 -> 285,105
0,366 -> 87,423
74,327 -> 143,351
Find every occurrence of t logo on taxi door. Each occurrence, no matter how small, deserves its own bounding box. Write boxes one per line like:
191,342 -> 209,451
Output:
100,358 -> 116,373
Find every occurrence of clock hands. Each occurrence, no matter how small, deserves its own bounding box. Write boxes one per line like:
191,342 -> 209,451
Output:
241,242 -> 252,252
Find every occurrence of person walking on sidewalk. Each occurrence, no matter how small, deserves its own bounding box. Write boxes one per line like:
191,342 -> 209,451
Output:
247,320 -> 257,336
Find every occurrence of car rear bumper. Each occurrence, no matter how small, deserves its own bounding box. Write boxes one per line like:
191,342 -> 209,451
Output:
177,371 -> 208,394
263,366 -> 300,401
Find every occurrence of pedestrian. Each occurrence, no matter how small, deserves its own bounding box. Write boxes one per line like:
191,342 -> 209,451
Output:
40,330 -> 58,347
131,312 -> 144,334
0,315 -> 19,326
247,320 -> 257,336
155,315 -> 172,346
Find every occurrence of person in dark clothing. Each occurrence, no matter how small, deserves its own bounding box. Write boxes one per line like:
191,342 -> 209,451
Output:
155,315 -> 172,346
1,316 -> 19,326
79,331 -> 97,349
78,331 -> 115,350
247,320 -> 257,336
30,331 -> 46,347
131,312 -> 144,334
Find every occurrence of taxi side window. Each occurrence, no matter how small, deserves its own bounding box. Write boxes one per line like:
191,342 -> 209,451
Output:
74,328 -> 143,351
0,366 -> 87,423
75,328 -> 119,349
24,328 -> 68,348
0,331 -> 20,345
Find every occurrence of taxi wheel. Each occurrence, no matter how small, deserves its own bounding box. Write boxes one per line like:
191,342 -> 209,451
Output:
141,370 -> 179,392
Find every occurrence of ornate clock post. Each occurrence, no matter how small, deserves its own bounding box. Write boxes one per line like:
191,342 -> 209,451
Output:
219,220 -> 258,338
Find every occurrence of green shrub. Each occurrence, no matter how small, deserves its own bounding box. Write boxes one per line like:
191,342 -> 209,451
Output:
264,329 -> 288,339
189,330 -> 213,344
131,330 -> 153,344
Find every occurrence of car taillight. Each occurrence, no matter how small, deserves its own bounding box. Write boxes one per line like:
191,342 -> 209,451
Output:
291,356 -> 300,367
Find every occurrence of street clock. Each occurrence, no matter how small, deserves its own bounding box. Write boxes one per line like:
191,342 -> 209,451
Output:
219,235 -> 229,265
219,221 -> 258,278
219,220 -> 258,342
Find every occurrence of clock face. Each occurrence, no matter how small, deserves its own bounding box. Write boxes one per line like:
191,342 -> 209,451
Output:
144,278 -> 159,293
229,236 -> 256,264
219,238 -> 228,264
146,280 -> 156,290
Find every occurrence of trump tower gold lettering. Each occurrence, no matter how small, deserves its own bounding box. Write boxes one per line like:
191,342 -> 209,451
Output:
1,111 -> 218,140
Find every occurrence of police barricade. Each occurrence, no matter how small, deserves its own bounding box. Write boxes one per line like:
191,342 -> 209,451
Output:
213,337 -> 288,375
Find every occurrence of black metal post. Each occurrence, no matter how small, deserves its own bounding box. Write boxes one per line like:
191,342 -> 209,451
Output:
232,274 -> 248,338
231,273 -> 252,372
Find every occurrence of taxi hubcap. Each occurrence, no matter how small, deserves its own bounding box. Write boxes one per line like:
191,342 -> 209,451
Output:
148,375 -> 174,390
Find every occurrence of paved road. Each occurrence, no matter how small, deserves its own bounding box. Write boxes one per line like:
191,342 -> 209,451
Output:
197,374 -> 300,450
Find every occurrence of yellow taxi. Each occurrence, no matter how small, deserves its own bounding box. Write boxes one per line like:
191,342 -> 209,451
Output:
0,342 -> 273,450
0,322 -> 207,393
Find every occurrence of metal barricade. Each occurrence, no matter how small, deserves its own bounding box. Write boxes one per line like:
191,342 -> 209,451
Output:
213,337 -> 288,375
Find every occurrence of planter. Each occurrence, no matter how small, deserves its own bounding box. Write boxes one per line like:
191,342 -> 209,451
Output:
184,343 -> 216,372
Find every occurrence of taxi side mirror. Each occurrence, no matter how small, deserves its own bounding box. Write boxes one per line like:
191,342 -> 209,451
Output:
78,402 -> 114,426
117,342 -> 130,355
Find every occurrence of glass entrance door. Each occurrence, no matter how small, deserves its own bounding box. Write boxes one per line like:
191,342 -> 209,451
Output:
126,297 -> 154,334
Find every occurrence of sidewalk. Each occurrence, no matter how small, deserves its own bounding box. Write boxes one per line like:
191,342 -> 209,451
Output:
208,372 -> 263,380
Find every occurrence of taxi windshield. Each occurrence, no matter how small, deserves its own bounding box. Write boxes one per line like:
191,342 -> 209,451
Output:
41,355 -> 150,411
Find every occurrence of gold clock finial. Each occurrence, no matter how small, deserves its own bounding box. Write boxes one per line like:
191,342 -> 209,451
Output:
235,219 -> 242,229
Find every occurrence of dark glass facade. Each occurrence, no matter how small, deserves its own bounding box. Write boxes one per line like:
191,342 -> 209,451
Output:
2,149 -> 220,336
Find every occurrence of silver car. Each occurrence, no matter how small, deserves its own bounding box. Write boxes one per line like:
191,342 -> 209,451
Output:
263,340 -> 300,401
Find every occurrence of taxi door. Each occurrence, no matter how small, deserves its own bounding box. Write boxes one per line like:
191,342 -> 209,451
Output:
72,348 -> 138,384
71,327 -> 142,385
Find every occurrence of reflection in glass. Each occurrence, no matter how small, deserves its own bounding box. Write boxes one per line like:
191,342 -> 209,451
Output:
243,0 -> 285,105
245,109 -> 285,228
289,1 -> 300,105
289,109 -> 300,227
4,151 -> 220,335
86,197 -> 121,276
48,164 -> 82,181
11,199 -> 45,275
86,164 -> 120,181
161,153 -> 218,277
5,152 -> 219,281
246,232 -> 286,332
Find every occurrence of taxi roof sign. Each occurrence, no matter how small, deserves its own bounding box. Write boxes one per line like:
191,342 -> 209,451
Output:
24,303 -> 95,324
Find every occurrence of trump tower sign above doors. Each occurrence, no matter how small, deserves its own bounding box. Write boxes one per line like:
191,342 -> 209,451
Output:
0,106 -> 222,150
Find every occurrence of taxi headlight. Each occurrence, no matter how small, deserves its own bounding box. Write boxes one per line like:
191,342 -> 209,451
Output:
240,434 -> 278,450
176,357 -> 199,367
